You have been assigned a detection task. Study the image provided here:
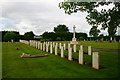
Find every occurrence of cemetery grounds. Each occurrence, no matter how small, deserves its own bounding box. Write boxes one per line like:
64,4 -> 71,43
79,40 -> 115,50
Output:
1,41 -> 119,78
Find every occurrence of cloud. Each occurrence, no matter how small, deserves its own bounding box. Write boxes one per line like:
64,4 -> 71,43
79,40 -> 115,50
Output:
0,0 -> 119,36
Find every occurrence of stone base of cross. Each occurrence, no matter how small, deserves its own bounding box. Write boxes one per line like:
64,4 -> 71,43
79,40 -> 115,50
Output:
70,38 -> 78,44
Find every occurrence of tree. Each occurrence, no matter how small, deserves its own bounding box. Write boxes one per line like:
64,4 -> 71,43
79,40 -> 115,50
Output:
3,31 -> 19,42
24,31 -> 35,40
54,24 -> 69,33
56,37 -> 61,41
59,1 -> 120,36
89,26 -> 100,37
42,31 -> 87,41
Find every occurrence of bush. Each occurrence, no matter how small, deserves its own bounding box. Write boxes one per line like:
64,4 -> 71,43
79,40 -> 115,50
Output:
56,37 -> 61,41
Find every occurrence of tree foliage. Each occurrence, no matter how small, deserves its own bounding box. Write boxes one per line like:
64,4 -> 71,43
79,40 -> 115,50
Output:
24,31 -> 35,40
42,31 -> 87,41
89,26 -> 100,37
59,1 -> 120,36
54,24 -> 69,33
3,31 -> 19,42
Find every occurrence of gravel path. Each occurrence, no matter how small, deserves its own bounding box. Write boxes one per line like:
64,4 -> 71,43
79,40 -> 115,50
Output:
69,44 -> 120,53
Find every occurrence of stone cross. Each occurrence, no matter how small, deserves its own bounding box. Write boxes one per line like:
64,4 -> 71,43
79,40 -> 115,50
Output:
92,52 -> 99,69
73,25 -> 76,38
70,25 -> 78,44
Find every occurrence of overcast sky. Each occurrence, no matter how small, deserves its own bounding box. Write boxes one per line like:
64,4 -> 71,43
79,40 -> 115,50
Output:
0,0 -> 119,36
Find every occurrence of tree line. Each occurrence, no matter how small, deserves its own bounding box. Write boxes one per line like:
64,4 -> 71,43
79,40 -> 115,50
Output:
0,24 -> 87,42
0,24 -> 120,42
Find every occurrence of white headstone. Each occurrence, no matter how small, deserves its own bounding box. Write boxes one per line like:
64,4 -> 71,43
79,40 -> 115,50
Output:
36,42 -> 37,48
11,39 -> 13,42
50,43 -> 53,54
48,42 -> 50,46
34,41 -> 35,47
114,38 -> 116,42
37,42 -> 39,49
61,46 -> 64,58
55,44 -> 58,55
56,43 -> 58,47
59,43 -> 62,49
92,52 -> 99,69
78,45 -> 84,64
68,48 -> 72,61
53,42 -> 55,48
43,43 -> 45,51
79,49 -> 84,64
88,46 -> 91,55
63,43 -> 66,50
68,44 -> 70,49
39,42 -> 41,49
40,43 -> 43,50
73,44 -> 76,52
46,44 -> 49,52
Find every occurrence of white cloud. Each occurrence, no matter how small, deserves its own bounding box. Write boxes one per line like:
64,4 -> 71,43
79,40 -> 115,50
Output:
0,0 -> 118,37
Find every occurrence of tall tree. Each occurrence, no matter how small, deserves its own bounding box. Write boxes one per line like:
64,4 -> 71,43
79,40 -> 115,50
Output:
59,1 -> 120,36
54,24 -> 69,33
89,26 -> 100,37
24,31 -> 35,40
3,31 -> 19,42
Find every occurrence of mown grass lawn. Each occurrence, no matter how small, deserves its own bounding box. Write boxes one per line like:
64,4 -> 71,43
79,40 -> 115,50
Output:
2,42 -> 118,78
52,41 -> 119,50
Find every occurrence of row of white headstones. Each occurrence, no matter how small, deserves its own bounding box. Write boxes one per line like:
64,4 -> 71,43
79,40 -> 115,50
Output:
19,40 -> 99,70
